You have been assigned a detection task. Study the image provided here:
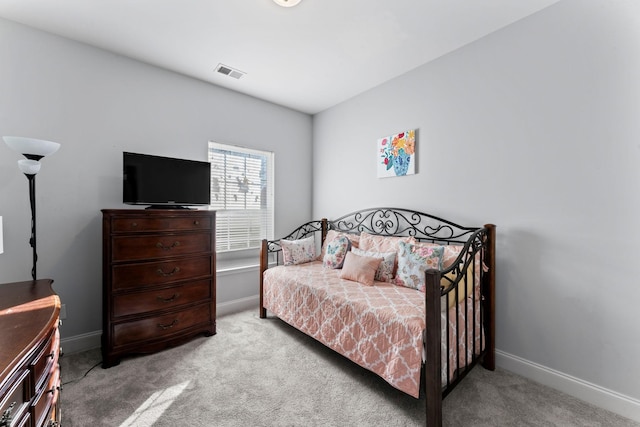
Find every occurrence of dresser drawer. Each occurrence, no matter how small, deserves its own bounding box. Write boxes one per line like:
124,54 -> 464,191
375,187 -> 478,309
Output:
113,303 -> 211,347
0,369 -> 29,427
111,232 -> 211,262
112,256 -> 212,291
13,412 -> 30,427
31,366 -> 59,427
111,216 -> 212,233
112,280 -> 212,318
30,328 -> 59,394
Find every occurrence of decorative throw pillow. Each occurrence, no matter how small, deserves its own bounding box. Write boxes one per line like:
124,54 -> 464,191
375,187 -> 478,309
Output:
358,232 -> 415,274
280,236 -> 316,266
412,241 -> 463,269
351,248 -> 396,282
323,235 -> 352,269
339,252 -> 383,286
394,241 -> 445,292
442,262 -> 475,308
358,231 -> 414,254
412,241 -> 481,306
320,230 -> 359,260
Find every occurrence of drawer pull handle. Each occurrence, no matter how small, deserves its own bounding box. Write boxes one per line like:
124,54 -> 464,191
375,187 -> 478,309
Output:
1,402 -> 15,426
158,319 -> 179,330
157,293 -> 180,303
156,267 -> 180,277
156,241 -> 180,251
194,220 -> 200,225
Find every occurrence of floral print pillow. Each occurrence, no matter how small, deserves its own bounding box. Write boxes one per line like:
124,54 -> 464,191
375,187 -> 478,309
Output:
323,235 -> 352,269
412,241 -> 463,269
394,241 -> 445,292
319,230 -> 360,260
281,236 -> 316,266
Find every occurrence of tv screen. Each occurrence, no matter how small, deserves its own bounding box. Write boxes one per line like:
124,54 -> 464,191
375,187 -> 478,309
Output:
123,152 -> 211,208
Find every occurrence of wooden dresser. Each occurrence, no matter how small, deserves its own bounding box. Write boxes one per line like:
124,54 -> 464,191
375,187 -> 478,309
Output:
101,209 -> 216,368
0,279 -> 61,427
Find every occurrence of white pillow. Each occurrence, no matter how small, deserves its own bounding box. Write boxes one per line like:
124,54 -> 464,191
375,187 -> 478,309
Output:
322,235 -> 351,269
280,236 -> 316,266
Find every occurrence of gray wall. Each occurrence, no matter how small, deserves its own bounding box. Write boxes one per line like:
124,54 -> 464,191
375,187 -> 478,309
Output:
313,0 -> 640,418
0,18 -> 312,340
2,0 -> 640,420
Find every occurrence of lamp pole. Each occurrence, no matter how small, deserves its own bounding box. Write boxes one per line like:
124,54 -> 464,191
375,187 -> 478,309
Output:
22,153 -> 42,280
26,173 -> 37,280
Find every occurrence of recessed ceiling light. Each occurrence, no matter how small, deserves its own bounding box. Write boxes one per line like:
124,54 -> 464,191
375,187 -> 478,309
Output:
273,0 -> 301,7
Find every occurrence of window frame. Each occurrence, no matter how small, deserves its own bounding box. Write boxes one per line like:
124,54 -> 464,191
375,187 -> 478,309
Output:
208,142 -> 274,259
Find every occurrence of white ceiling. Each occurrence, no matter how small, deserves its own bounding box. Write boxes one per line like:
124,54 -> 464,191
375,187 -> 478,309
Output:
0,0 -> 561,114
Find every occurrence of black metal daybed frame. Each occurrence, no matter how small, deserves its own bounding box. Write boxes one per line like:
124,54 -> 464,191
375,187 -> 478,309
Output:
259,207 -> 496,426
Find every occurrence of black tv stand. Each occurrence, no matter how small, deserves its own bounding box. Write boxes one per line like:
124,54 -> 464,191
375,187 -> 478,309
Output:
145,205 -> 195,210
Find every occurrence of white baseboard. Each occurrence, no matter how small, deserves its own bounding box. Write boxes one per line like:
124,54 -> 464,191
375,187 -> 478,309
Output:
496,349 -> 640,423
60,295 -> 261,355
217,295 -> 260,317
61,330 -> 102,355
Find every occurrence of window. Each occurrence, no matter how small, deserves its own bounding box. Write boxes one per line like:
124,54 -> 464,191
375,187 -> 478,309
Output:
208,142 -> 274,254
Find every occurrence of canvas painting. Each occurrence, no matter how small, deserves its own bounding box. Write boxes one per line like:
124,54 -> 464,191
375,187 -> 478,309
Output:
377,129 -> 416,178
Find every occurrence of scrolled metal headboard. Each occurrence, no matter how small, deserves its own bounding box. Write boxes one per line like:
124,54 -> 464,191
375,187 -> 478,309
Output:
329,207 -> 479,244
264,220 -> 325,254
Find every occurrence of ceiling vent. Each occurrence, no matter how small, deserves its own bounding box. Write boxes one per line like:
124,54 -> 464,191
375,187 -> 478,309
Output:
215,63 -> 245,80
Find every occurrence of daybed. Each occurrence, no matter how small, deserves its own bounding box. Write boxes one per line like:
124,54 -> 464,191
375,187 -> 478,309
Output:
259,208 -> 495,426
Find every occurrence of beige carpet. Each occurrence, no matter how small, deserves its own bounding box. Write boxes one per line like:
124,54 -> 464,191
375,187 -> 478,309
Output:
60,310 -> 638,426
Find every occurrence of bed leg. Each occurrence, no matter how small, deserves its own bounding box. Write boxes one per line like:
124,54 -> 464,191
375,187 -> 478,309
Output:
425,269 -> 443,427
259,239 -> 268,319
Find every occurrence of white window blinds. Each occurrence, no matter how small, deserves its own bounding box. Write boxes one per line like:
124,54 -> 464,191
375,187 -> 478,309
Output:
208,142 -> 274,253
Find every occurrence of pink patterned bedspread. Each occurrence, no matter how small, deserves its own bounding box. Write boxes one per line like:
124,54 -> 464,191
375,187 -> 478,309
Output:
263,261 -> 481,398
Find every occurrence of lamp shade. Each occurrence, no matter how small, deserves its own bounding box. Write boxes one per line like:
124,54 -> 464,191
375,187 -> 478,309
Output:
4,136 -> 60,158
0,216 -> 3,254
18,159 -> 41,175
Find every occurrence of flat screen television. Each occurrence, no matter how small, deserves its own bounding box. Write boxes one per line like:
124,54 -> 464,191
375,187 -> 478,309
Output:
123,152 -> 211,208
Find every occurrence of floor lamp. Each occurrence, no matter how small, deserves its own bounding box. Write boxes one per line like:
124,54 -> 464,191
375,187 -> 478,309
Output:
4,136 -> 60,280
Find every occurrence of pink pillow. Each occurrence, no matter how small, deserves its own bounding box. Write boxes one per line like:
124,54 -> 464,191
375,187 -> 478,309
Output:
358,231 -> 414,253
359,231 -> 415,275
351,248 -> 396,282
339,252 -> 383,286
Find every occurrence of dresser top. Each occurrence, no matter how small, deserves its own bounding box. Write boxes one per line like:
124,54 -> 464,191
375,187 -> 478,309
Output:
0,279 -> 60,382
102,208 -> 214,215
